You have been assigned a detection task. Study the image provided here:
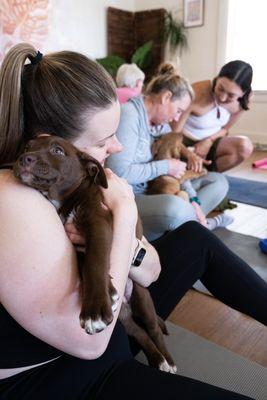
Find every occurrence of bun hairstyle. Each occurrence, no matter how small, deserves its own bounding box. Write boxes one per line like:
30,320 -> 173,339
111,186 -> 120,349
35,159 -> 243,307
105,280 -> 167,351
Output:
157,62 -> 176,75
0,43 -> 117,164
145,62 -> 194,101
212,60 -> 253,111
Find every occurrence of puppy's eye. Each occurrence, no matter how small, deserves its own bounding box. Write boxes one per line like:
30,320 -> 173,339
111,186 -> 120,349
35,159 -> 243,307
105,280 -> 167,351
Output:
51,146 -> 65,156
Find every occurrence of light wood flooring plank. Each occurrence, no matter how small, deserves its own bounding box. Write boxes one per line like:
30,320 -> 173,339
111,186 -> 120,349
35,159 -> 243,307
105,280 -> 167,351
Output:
168,289 -> 267,367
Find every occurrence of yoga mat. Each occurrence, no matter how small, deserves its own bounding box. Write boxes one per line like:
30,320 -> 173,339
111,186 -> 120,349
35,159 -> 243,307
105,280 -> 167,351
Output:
252,158 -> 267,170
227,176 -> 267,208
194,228 -> 267,295
136,322 -> 267,399
214,229 -> 267,280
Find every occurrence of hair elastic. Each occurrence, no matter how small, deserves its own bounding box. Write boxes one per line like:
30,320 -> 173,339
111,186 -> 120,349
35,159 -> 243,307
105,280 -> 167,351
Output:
29,51 -> 43,65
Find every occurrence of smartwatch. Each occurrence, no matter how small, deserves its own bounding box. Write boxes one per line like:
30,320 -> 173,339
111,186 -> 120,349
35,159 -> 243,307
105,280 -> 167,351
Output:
131,239 -> 146,267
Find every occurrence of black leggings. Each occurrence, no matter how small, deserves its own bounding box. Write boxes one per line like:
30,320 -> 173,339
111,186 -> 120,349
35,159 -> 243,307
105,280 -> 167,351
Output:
1,222 -> 266,399
150,221 -> 267,324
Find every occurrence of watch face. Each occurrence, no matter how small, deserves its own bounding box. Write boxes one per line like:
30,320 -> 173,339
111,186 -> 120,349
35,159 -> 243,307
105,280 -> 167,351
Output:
133,247 -> 146,267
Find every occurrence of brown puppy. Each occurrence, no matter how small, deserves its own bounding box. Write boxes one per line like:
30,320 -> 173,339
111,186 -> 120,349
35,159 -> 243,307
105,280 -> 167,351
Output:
14,136 -> 177,373
147,132 -> 206,198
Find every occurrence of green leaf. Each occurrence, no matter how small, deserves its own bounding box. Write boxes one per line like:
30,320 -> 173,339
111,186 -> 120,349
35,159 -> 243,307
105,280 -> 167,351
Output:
164,11 -> 188,53
96,55 -> 125,77
131,40 -> 153,69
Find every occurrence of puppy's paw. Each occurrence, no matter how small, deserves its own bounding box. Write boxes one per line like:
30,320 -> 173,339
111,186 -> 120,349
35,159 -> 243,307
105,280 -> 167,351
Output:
79,278 -> 119,335
111,291 -> 120,312
80,317 -> 109,335
159,358 -> 177,374
80,294 -> 114,335
109,277 -> 120,313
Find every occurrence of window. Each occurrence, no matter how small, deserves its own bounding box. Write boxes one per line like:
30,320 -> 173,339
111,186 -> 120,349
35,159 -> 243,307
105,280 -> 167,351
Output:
222,0 -> 267,91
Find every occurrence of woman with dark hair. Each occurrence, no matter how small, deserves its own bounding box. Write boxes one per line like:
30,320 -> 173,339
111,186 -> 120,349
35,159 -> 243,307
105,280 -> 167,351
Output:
171,60 -> 254,172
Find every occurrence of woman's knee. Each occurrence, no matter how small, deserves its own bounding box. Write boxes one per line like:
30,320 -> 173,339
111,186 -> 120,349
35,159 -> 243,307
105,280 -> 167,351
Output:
207,172 -> 229,196
138,195 -> 197,240
162,195 -> 196,224
235,136 -> 254,161
197,172 -> 229,214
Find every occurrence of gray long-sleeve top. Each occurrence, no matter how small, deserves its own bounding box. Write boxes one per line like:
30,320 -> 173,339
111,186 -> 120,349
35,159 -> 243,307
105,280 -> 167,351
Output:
106,96 -> 169,194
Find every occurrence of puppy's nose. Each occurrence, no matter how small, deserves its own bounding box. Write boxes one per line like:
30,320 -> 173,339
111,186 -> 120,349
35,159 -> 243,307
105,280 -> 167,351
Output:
19,154 -> 36,166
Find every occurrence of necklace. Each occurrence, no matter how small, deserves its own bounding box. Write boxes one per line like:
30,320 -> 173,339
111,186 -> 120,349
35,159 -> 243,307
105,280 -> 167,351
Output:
213,95 -> 221,119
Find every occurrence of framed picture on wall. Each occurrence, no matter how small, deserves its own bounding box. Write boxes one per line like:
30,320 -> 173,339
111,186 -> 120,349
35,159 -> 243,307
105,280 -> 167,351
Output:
183,0 -> 204,28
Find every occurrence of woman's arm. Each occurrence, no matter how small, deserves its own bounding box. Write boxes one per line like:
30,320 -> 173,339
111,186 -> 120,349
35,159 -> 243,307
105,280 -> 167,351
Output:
170,104 -> 193,134
66,220 -> 161,288
65,227 -> 161,288
0,172 -> 137,360
106,103 -> 169,184
128,236 -> 161,287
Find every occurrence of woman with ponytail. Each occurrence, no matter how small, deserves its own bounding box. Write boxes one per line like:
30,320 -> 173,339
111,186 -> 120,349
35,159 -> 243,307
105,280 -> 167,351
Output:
107,62 -> 230,240
0,45 -> 266,400
171,60 -> 254,172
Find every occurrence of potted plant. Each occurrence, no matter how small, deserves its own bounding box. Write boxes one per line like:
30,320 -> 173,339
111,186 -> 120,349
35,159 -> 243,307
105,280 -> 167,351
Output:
164,11 -> 188,55
96,40 -> 153,78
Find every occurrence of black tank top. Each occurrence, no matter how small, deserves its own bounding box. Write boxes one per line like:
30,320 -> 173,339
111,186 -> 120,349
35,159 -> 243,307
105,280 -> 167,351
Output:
0,304 -> 62,368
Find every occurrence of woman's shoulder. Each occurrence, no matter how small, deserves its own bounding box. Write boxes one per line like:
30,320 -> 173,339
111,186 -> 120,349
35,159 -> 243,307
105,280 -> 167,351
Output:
121,96 -> 145,116
0,170 -> 51,205
192,80 -> 212,99
0,170 -> 73,291
0,170 -> 61,227
191,80 -> 213,111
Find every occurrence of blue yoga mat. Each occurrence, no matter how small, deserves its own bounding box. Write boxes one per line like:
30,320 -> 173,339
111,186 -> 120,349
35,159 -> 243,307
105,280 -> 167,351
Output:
227,176 -> 267,208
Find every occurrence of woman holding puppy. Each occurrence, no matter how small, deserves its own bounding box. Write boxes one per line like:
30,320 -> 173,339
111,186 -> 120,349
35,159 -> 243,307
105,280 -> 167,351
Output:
107,63 -> 232,240
0,43 -> 266,400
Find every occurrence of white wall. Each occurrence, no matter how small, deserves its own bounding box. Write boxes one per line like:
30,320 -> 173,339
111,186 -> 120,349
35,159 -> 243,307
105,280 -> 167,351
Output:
135,0 -> 219,80
43,0 -> 135,58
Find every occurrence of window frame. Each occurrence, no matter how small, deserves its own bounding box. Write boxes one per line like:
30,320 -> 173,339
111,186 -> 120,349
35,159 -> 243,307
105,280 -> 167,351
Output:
216,0 -> 267,102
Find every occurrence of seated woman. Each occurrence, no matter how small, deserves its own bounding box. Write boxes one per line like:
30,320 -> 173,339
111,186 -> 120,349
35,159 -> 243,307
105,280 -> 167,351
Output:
2,44 -> 266,400
171,60 -> 254,172
107,63 -> 231,241
116,63 -> 145,104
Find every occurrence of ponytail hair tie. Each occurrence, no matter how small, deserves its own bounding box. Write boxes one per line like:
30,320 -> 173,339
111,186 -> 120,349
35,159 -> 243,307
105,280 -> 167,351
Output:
29,51 -> 43,65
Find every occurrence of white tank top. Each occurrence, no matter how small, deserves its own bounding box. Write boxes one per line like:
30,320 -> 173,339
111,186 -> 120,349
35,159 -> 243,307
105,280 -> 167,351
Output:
183,105 -> 231,141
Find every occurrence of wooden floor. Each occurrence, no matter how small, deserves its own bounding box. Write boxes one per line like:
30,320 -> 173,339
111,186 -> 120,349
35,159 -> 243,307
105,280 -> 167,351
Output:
168,151 -> 267,367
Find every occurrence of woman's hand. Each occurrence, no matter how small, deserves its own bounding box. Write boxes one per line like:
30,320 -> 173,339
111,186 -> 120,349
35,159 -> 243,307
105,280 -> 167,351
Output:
129,236 -> 161,287
187,151 -> 212,172
191,202 -> 207,227
194,138 -> 213,159
102,169 -> 137,219
65,222 -> 85,246
168,159 -> 187,179
65,169 -> 137,246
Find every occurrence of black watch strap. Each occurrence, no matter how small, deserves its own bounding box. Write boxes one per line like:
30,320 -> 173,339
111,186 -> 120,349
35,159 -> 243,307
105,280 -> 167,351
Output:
131,239 -> 146,267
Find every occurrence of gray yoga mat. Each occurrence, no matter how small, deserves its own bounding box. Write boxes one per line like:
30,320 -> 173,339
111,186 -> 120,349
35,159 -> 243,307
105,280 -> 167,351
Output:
227,176 -> 267,208
215,228 -> 267,281
136,322 -> 267,400
194,228 -> 267,294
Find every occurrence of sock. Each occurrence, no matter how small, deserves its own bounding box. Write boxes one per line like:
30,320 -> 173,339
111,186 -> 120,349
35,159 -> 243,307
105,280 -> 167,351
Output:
207,214 -> 234,231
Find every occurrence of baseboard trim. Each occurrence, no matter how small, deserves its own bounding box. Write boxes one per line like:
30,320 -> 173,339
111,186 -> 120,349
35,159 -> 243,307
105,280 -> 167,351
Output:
230,130 -> 267,150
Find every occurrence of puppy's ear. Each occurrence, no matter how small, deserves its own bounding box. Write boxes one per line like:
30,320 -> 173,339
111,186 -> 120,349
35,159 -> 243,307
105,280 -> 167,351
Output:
77,151 -> 108,188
